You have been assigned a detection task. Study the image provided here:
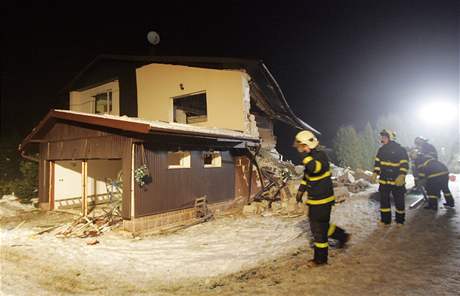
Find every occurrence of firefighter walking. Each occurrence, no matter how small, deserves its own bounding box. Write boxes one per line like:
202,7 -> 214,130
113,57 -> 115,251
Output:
294,130 -> 350,266
411,151 -> 454,210
371,129 -> 409,225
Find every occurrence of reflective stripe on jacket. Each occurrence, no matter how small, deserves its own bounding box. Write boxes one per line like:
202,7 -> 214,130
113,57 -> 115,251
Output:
373,141 -> 409,183
299,149 -> 335,205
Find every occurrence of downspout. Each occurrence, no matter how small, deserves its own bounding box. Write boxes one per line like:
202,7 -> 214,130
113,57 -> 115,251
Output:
18,144 -> 39,162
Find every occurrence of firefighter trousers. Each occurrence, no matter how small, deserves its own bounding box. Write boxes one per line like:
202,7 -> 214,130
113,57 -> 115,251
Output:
308,204 -> 348,264
379,184 -> 405,224
426,175 -> 454,209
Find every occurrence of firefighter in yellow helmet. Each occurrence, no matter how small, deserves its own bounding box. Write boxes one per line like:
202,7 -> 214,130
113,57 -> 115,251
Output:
371,129 -> 409,225
294,130 -> 350,266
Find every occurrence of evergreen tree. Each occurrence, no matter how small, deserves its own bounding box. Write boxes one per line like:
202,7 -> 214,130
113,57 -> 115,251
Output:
333,126 -> 364,169
359,122 -> 379,170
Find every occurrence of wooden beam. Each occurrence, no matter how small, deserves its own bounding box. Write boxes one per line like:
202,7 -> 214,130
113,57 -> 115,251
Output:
49,161 -> 55,210
130,144 -> 135,220
81,160 -> 88,216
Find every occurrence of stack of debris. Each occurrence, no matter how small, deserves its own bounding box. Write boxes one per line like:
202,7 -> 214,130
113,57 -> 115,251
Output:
52,205 -> 122,242
242,148 -> 304,217
332,166 -> 373,202
255,148 -> 298,204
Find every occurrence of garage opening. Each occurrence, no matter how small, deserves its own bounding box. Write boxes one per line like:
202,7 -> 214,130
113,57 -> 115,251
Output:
53,159 -> 123,215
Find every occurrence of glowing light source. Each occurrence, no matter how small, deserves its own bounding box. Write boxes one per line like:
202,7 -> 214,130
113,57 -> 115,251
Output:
418,101 -> 458,126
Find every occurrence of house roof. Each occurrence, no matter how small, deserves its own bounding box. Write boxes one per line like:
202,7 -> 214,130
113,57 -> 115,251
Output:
64,54 -> 320,134
19,110 -> 259,153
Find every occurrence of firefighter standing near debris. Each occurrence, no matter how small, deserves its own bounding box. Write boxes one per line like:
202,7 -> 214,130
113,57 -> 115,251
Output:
371,129 -> 409,225
294,130 -> 350,267
411,151 -> 454,210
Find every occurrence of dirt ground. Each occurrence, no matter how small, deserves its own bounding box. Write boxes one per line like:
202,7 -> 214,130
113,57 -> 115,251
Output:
1,177 -> 459,296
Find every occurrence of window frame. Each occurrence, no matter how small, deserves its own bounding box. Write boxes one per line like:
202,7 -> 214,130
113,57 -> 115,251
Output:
93,91 -> 113,114
167,151 -> 191,169
172,91 -> 208,124
203,151 -> 222,168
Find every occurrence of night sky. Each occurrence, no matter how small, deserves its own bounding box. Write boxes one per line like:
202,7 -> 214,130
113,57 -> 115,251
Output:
2,0 -> 459,161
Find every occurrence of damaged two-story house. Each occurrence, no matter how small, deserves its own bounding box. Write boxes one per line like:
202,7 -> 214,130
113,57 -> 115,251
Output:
20,55 -> 317,232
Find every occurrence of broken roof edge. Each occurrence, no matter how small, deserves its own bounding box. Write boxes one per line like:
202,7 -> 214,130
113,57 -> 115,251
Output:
258,63 -> 321,135
61,54 -> 260,94
20,110 -> 259,153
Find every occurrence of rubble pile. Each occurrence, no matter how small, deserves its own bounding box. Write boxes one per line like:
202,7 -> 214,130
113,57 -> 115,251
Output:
332,166 -> 373,201
243,151 -> 374,217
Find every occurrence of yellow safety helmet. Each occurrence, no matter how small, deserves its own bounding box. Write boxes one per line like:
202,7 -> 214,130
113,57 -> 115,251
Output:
295,130 -> 319,149
380,129 -> 396,141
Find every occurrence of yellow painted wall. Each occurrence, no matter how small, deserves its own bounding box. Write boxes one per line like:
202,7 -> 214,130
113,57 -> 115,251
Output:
136,64 -> 247,132
69,80 -> 120,115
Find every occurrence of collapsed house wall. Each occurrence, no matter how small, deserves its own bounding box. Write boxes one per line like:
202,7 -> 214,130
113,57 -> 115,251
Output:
136,63 -> 248,132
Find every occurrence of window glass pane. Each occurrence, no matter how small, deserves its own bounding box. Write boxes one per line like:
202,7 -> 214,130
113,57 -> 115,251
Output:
94,92 -> 112,114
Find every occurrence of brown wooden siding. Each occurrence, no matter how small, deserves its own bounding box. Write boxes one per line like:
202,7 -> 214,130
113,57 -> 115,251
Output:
134,145 -> 235,217
46,136 -> 127,160
38,143 -> 49,203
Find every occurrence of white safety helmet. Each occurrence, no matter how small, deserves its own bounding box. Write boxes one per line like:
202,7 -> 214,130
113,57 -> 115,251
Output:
295,130 -> 319,149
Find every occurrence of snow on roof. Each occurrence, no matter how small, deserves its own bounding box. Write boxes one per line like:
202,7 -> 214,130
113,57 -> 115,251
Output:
54,110 -> 259,141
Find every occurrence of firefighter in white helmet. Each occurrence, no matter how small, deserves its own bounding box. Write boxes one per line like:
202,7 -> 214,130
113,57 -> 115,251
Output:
294,130 -> 350,266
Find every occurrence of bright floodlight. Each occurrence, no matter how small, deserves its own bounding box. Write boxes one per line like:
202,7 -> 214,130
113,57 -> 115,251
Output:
418,101 -> 458,126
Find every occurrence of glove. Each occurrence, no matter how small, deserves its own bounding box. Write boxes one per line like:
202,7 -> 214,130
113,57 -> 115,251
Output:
296,191 -> 304,203
395,174 -> 406,186
371,173 -> 378,184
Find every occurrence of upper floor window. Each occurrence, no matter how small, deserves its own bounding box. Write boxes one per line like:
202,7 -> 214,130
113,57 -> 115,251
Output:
173,92 -> 207,124
94,91 -> 113,114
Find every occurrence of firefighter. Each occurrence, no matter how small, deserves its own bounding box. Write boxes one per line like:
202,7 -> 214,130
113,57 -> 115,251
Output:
414,136 -> 438,159
294,130 -> 350,266
412,152 -> 454,210
371,129 -> 409,225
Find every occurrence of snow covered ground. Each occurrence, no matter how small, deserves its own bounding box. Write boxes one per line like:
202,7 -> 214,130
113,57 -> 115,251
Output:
1,176 -> 459,296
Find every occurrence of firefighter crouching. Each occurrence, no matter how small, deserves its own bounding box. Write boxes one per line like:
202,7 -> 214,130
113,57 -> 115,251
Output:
294,131 -> 350,266
371,129 -> 409,225
414,136 -> 438,159
411,137 -> 438,192
411,151 -> 455,210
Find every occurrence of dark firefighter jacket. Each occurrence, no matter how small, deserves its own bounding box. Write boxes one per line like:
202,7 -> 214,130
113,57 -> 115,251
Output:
373,141 -> 409,185
419,142 -> 438,159
414,156 -> 449,182
298,149 -> 335,205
